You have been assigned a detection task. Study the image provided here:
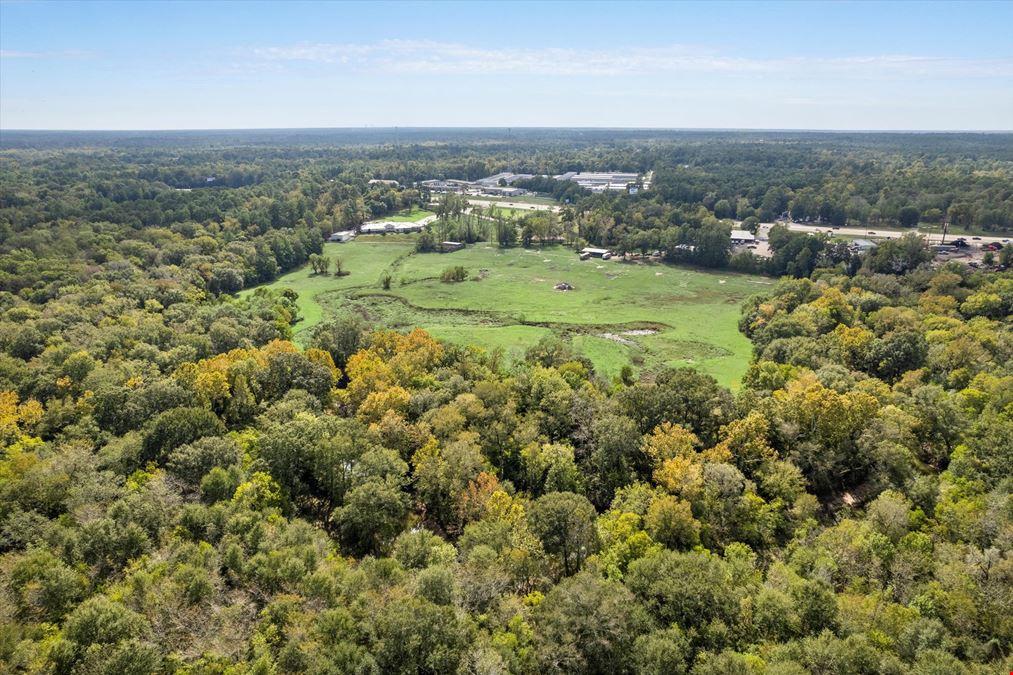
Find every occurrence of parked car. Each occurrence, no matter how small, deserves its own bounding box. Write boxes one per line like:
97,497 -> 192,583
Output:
972,236 -> 982,240
868,231 -> 876,235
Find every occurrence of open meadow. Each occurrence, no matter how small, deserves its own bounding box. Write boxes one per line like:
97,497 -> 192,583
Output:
242,237 -> 769,386
383,206 -> 435,222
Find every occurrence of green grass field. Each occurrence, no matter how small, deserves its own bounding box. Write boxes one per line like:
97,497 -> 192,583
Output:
484,207 -> 531,220
238,237 -> 417,329
382,207 -> 435,222
243,240 -> 768,387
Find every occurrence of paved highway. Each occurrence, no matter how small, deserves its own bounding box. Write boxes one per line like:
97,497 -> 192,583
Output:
760,222 -> 1011,246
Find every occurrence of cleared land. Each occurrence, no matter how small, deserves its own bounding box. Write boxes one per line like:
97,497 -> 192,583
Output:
463,194 -> 560,206
383,206 -> 436,222
459,198 -> 561,212
485,206 -> 532,219
242,239 -> 766,386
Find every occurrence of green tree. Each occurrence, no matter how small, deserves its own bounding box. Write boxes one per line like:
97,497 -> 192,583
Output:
528,491 -> 599,576
898,206 -> 920,228
372,597 -> 469,675
645,495 -> 701,550
632,627 -> 691,675
532,570 -> 649,674
626,550 -> 737,631
141,407 -> 226,465
63,595 -> 147,649
332,479 -> 408,556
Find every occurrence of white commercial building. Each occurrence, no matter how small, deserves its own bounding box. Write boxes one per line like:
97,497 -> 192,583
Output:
475,172 -> 534,187
555,171 -> 640,192
360,221 -> 427,234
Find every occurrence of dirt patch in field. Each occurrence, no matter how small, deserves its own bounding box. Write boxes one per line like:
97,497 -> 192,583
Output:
599,332 -> 640,348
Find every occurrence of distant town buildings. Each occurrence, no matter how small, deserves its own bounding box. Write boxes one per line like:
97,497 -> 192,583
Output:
479,185 -> 527,197
419,179 -> 474,194
474,172 -> 534,187
417,170 -> 644,197
554,171 -> 640,193
418,175 -> 529,198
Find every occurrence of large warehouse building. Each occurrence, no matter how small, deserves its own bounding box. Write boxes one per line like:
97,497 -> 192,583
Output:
554,171 -> 640,192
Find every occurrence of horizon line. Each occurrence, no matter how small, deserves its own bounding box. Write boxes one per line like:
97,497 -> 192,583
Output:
3,126 -> 1012,134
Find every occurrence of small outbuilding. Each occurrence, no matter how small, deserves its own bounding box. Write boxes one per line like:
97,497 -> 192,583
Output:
580,247 -> 612,258
328,230 -> 356,243
439,241 -> 465,253
730,229 -> 756,245
850,239 -> 878,252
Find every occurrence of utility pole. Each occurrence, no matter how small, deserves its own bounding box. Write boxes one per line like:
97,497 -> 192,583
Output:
941,220 -> 948,245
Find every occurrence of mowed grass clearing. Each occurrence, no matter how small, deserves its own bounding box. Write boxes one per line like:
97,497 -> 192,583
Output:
245,239 -> 769,387
468,194 -> 560,206
383,207 -> 435,222
238,237 -> 416,330
483,207 -> 531,220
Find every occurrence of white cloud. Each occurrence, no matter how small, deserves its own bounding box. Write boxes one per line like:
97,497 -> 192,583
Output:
248,40 -> 1013,79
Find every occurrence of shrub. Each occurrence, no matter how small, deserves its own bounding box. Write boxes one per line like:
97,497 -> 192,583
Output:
440,266 -> 467,283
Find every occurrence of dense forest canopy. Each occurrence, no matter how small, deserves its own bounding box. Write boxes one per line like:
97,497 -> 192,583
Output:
0,130 -> 1011,674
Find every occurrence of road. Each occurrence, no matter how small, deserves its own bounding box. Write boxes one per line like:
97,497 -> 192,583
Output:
760,222 -> 1011,246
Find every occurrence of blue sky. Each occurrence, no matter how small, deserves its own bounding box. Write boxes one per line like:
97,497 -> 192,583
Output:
2,0 -> 1011,130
